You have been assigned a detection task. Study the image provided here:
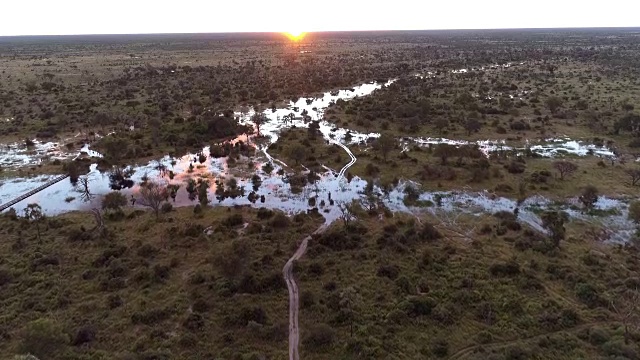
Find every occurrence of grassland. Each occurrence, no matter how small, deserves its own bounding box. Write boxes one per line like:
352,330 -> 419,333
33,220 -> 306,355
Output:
1,29 -> 640,360
1,203 -> 639,359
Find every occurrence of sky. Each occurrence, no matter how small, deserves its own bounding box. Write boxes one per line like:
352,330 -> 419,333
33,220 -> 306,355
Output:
1,0 -> 639,36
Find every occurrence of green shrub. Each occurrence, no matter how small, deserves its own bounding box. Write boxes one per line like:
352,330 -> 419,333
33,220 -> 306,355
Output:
575,282 -> 604,308
588,327 -> 610,345
601,339 -> 638,358
19,318 -> 69,358
489,261 -> 521,277
377,264 -> 400,280
223,213 -> 244,227
431,339 -> 449,358
402,296 -> 436,317
161,202 -> 173,213
302,323 -> 335,349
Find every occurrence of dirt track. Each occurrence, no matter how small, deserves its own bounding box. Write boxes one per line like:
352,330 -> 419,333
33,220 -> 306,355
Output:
283,225 -> 327,360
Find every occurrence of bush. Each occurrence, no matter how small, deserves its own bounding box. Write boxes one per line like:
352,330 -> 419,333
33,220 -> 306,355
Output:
377,264 -> 400,280
235,306 -> 267,326
223,213 -> 244,227
601,340 -> 638,358
302,323 -> 335,349
431,339 -> 449,358
183,313 -> 205,331
257,207 -> 274,219
161,202 -> 173,213
588,327 -> 610,345
19,319 -> 69,358
510,121 -> 530,131
67,227 -> 92,242
137,243 -> 159,258
72,326 -> 96,346
153,264 -> 171,281
386,309 -> 409,325
270,212 -> 290,228
0,268 -> 12,286
575,282 -> 604,308
489,261 -> 520,277
131,308 -> 172,325
183,224 -> 204,237
403,296 -> 436,317
505,161 -> 526,174
420,223 -> 442,241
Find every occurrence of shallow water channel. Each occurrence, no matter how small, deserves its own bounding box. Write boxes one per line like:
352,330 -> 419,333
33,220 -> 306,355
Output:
0,75 -> 633,242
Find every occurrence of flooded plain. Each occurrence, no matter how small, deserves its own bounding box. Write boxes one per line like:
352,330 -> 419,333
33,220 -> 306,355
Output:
0,76 -> 633,242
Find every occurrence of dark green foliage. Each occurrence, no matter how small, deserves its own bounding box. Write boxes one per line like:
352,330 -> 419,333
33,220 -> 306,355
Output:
489,261 -> 521,277
575,282 -> 605,308
302,323 -> 335,349
541,211 -> 569,248
19,319 -> 69,358
402,296 -> 436,317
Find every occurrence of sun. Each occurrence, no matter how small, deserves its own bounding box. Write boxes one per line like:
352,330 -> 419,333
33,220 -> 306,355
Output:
285,31 -> 306,41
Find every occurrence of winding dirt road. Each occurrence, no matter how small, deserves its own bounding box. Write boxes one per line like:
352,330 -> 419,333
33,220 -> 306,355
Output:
283,225 -> 327,360
283,141 -> 355,360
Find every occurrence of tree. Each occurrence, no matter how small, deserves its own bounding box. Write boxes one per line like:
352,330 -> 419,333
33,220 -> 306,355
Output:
499,97 -> 513,112
75,176 -> 93,202
626,168 -> 640,186
101,136 -> 130,164
541,211 -> 569,249
433,144 -> 457,165
197,180 -> 210,206
24,204 -> 45,240
545,96 -> 563,113
286,144 -> 307,165
628,201 -> 640,224
579,185 -> 598,212
464,118 -> 482,135
614,113 -> 640,135
374,133 -> 396,162
138,182 -> 169,220
610,289 -> 640,345
102,191 -> 127,213
339,287 -> 361,338
93,113 -> 111,132
337,201 -> 356,227
308,121 -> 321,139
251,112 -> 268,136
553,161 -> 578,180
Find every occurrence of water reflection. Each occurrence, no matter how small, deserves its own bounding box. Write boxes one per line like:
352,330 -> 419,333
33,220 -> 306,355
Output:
0,78 -> 631,242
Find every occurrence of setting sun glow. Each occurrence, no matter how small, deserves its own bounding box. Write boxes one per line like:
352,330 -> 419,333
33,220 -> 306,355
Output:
285,31 -> 305,41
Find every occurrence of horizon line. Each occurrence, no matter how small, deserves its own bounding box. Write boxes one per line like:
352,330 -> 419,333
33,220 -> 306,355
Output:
2,26 -> 639,38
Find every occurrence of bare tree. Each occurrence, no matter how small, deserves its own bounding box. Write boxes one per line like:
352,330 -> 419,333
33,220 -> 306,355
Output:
610,289 -> 640,345
579,185 -> 599,212
138,181 -> 169,219
337,201 -> 356,227
626,168 -> 640,186
552,161 -> 578,180
91,208 -> 106,237
75,176 -> 93,202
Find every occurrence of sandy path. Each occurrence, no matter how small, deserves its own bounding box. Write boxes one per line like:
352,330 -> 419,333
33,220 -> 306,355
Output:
283,225 -> 327,360
283,141 -> 354,360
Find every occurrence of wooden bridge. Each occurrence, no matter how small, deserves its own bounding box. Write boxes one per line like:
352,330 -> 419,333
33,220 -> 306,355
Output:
0,174 -> 69,212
